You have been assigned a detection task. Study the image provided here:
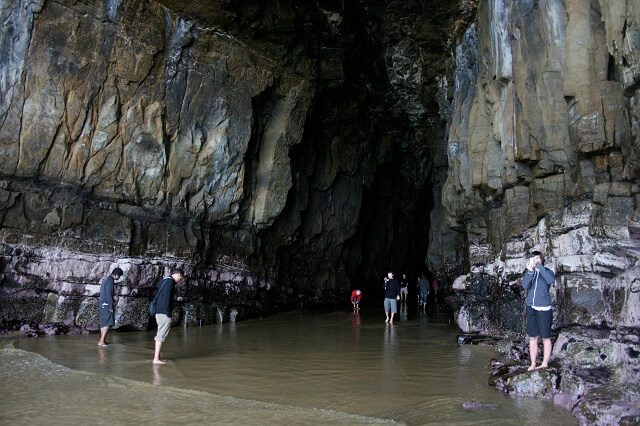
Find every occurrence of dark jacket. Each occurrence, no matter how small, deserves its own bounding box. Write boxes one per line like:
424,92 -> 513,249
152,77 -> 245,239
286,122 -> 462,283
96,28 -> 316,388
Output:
99,276 -> 115,310
155,277 -> 175,316
522,264 -> 555,307
418,278 -> 430,293
384,279 -> 401,299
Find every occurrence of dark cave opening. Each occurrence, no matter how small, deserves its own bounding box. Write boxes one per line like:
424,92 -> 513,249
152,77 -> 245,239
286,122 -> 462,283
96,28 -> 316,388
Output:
350,164 -> 435,301
256,0 -> 450,308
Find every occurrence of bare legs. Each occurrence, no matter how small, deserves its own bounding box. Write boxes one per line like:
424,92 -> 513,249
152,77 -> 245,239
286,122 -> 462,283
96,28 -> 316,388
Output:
528,336 -> 552,371
540,338 -> 552,368
97,326 -> 109,346
528,337 -> 538,371
385,312 -> 395,324
153,341 -> 166,364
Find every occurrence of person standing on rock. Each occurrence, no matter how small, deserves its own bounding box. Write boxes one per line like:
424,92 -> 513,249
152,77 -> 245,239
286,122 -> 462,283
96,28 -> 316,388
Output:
97,267 -> 124,347
522,251 -> 556,371
152,268 -> 185,365
383,271 -> 401,324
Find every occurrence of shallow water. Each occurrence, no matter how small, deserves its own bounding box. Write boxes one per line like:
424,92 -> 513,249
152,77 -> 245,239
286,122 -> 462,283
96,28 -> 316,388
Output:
3,310 -> 576,425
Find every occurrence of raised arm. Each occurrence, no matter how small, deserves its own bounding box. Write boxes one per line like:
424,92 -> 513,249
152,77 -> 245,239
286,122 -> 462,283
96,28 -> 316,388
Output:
537,264 -> 555,285
521,271 -> 534,290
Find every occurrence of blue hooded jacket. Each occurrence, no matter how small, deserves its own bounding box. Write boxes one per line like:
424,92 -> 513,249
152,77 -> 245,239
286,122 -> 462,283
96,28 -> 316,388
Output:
521,263 -> 555,307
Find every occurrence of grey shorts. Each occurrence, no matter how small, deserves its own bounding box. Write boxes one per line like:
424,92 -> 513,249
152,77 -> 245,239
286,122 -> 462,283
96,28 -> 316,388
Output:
155,314 -> 172,342
384,298 -> 398,313
400,287 -> 408,296
99,306 -> 115,327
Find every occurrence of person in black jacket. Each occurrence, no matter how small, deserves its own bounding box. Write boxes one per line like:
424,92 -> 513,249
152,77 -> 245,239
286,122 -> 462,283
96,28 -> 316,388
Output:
383,271 -> 401,324
153,268 -> 185,365
97,267 -> 123,347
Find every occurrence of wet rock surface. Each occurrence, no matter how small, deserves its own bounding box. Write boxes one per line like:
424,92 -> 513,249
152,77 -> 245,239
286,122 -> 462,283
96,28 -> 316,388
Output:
0,0 -> 459,331
443,1 -> 640,423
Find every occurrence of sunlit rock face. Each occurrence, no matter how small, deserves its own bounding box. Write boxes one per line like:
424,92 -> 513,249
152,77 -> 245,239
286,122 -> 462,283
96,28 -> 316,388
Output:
437,1 -> 640,422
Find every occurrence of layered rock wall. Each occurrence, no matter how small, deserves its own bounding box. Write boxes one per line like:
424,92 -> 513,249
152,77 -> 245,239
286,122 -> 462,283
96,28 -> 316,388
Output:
0,0 -> 457,333
0,0 -> 317,332
432,0 -> 640,421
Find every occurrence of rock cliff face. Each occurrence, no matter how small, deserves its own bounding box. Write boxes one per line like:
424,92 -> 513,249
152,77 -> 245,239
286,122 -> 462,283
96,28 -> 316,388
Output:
0,0 -> 456,333
0,0 -> 317,333
435,0 -> 640,422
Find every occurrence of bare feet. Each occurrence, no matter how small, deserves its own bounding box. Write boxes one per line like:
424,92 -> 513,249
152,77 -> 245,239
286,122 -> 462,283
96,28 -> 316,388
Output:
527,364 -> 536,372
153,359 -> 167,365
97,343 -> 109,348
385,318 -> 389,323
536,364 -> 548,370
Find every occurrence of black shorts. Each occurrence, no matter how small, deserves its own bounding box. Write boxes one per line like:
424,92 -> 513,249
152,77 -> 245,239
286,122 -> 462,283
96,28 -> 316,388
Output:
99,307 -> 115,327
526,306 -> 552,338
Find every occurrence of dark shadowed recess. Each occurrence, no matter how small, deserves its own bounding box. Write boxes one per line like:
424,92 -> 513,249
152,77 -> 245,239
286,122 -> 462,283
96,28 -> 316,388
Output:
154,0 -> 458,307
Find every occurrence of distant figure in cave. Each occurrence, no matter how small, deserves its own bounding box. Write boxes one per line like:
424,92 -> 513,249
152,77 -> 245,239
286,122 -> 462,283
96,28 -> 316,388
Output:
399,273 -> 409,302
417,274 -> 430,312
97,267 -> 124,347
522,251 -> 556,371
383,271 -> 401,324
431,277 -> 440,311
152,268 -> 185,365
351,289 -> 362,313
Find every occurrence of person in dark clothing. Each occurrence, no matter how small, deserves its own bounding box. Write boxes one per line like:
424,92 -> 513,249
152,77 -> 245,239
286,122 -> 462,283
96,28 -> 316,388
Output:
417,274 -> 430,312
399,273 -> 409,302
97,267 -> 124,347
383,271 -> 401,324
153,268 -> 185,365
521,251 -> 556,371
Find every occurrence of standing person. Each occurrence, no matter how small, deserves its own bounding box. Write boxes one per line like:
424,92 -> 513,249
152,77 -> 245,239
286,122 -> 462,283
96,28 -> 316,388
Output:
383,271 -> 401,324
432,277 -> 440,310
97,267 -> 124,347
351,289 -> 362,312
417,274 -> 430,312
152,268 -> 185,365
399,273 -> 409,302
522,251 -> 556,371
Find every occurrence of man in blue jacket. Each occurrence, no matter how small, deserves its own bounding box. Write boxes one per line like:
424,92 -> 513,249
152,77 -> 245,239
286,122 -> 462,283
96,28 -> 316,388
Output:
521,251 -> 555,371
153,268 -> 185,365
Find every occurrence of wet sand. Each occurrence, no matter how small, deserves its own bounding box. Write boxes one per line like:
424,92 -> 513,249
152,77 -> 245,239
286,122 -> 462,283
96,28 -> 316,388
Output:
3,311 -> 576,425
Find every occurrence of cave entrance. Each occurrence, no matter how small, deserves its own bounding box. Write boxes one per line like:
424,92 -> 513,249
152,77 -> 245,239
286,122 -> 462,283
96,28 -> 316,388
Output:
347,163 -> 435,303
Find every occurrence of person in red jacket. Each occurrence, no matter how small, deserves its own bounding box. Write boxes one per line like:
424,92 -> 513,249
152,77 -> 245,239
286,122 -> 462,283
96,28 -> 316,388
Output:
351,289 -> 362,312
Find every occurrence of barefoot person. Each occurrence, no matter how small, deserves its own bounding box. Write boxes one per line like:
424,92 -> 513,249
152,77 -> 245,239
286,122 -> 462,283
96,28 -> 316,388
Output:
399,273 -> 409,302
97,267 -> 123,347
152,268 -> 185,364
383,271 -> 401,324
417,274 -> 429,312
351,289 -> 362,313
521,251 -> 556,371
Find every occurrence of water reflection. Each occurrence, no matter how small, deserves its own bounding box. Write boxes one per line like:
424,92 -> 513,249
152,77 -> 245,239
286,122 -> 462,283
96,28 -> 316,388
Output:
152,363 -> 163,386
350,313 -> 361,345
13,312 -> 577,425
399,303 -> 408,322
382,323 -> 397,389
457,344 -> 472,364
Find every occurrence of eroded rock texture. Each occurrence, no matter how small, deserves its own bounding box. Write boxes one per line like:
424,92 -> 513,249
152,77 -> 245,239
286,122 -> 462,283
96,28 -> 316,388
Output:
0,0 -> 317,333
0,0 -> 457,333
435,1 -> 640,422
